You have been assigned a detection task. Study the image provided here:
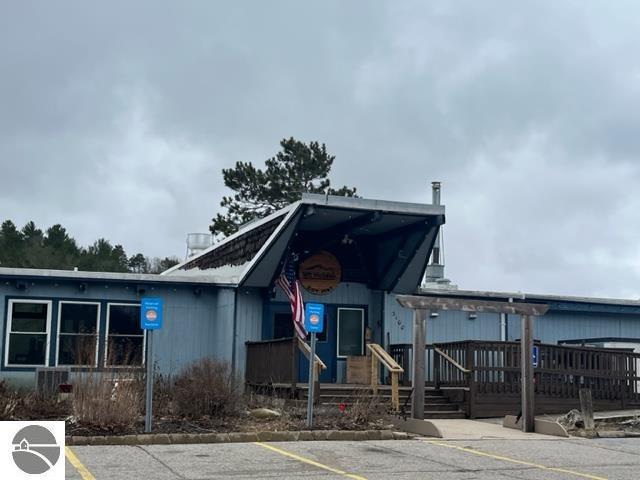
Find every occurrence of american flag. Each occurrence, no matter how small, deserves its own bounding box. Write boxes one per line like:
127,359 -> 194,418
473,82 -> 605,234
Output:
276,253 -> 306,340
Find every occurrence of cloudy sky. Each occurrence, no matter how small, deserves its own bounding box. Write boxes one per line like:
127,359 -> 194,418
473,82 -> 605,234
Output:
1,1 -> 639,298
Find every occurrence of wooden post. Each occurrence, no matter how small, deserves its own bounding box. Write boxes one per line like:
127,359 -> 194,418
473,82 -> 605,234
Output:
371,354 -> 379,395
391,371 -> 399,411
521,314 -> 535,432
579,388 -> 595,431
412,308 -> 427,419
433,348 -> 440,390
467,342 -> 476,419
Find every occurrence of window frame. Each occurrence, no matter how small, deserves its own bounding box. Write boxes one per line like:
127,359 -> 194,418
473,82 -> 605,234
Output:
336,307 -> 365,359
104,302 -> 146,368
55,300 -> 101,368
4,299 -> 53,368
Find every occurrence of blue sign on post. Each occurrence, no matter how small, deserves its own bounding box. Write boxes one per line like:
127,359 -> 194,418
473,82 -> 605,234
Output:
532,345 -> 539,368
304,303 -> 324,333
140,297 -> 163,330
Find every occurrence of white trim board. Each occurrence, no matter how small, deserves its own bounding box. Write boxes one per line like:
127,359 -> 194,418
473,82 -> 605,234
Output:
336,307 -> 365,359
55,300 -> 101,368
104,302 -> 146,368
4,299 -> 52,368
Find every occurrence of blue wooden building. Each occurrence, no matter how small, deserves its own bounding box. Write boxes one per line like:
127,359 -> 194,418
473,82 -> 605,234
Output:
1,193 -> 639,388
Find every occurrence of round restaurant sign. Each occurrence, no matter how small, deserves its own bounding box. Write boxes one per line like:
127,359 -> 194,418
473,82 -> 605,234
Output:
298,250 -> 341,295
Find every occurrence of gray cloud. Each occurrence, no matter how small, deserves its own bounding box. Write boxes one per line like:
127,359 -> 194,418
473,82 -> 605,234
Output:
1,1 -> 639,297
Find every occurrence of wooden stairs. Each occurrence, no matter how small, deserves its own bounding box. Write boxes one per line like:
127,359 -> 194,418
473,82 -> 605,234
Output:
296,384 -> 466,419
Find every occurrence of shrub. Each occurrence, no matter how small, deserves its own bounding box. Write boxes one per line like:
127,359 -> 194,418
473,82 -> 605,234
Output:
72,371 -> 142,429
1,380 -> 69,421
152,371 -> 174,417
345,394 -> 385,425
173,359 -> 239,418
0,380 -> 17,420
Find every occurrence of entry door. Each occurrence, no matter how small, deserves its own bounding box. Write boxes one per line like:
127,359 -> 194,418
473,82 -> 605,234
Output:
299,310 -> 335,383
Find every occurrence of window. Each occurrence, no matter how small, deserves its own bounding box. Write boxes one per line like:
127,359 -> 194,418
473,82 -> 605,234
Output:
337,308 -> 364,358
273,312 -> 294,339
5,300 -> 51,367
105,303 -> 144,366
56,302 -> 100,366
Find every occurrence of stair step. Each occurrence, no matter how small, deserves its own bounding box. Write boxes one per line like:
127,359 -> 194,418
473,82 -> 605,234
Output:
423,403 -> 460,411
424,395 -> 448,402
423,410 -> 466,419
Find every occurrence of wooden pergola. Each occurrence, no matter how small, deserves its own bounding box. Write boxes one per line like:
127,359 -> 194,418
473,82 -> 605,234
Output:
396,294 -> 549,432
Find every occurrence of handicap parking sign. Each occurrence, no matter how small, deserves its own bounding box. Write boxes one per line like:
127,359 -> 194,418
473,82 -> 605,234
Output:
304,303 -> 324,333
140,297 -> 163,330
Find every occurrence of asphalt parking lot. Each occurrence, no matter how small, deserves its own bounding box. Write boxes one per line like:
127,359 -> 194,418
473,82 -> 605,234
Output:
65,437 -> 640,480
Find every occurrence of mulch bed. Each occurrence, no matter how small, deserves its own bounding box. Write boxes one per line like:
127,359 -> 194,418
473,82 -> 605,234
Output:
65,412 -> 392,437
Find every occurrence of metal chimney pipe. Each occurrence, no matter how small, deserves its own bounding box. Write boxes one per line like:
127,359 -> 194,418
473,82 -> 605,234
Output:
431,181 -> 441,206
430,181 -> 442,265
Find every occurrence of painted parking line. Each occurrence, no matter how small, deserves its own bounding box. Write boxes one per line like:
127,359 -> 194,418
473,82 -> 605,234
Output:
65,447 -> 97,480
424,440 -> 607,480
254,442 -> 368,480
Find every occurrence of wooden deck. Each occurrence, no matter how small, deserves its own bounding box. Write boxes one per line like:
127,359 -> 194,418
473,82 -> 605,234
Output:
247,338 -> 640,418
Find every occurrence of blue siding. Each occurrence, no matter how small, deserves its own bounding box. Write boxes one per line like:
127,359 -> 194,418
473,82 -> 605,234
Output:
272,281 -> 372,306
270,282 -> 377,337
384,293 -> 413,345
386,295 -> 640,347
428,311 -> 501,343
510,311 -> 640,343
384,293 -> 502,345
234,288 -> 264,378
0,278 -> 234,386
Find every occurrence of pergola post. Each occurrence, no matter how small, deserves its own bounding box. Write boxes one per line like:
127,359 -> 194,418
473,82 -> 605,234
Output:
521,314 -> 535,432
396,294 -> 548,426
412,308 -> 427,419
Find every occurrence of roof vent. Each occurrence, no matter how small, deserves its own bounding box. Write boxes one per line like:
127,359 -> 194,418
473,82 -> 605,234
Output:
186,233 -> 213,258
423,181 -> 457,290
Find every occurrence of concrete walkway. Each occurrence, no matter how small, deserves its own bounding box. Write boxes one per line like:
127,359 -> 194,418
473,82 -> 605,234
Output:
427,419 -> 558,440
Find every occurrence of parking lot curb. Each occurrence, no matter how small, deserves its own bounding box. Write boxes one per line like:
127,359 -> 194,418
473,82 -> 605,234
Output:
66,429 -> 413,446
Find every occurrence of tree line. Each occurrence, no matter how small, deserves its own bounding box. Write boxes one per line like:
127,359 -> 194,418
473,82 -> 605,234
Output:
0,220 -> 179,274
1,138 -> 354,273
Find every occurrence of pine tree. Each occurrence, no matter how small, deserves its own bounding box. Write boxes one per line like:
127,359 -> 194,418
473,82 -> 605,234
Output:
210,138 -> 357,238
0,220 -> 24,267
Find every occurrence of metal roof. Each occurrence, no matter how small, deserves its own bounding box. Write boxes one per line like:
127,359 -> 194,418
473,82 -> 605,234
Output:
0,267 -> 229,286
419,287 -> 640,308
165,193 -> 446,292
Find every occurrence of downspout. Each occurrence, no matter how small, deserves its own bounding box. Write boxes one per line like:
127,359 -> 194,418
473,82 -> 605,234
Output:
231,287 -> 239,378
500,296 -> 514,341
380,291 -> 386,347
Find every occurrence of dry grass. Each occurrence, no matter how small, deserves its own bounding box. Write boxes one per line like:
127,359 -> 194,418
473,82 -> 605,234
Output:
1,380 -> 70,420
0,380 -> 18,420
71,370 -> 143,429
173,359 -> 240,418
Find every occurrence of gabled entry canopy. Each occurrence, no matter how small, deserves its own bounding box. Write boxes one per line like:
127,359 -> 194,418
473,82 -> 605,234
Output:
165,194 -> 445,294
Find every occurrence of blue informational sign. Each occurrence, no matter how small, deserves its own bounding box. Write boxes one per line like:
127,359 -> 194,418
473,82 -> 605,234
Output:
532,345 -> 539,368
140,297 -> 163,330
304,303 -> 325,333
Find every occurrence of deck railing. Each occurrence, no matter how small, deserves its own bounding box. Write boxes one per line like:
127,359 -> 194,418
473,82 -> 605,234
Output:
245,337 -> 299,386
245,337 -> 327,387
389,340 -> 640,416
367,343 -> 404,411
